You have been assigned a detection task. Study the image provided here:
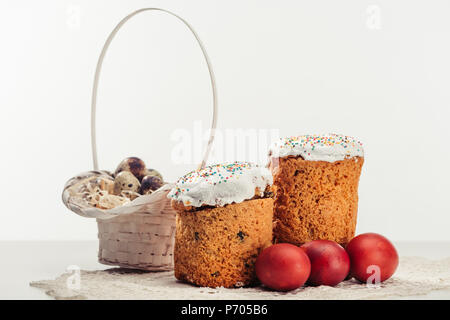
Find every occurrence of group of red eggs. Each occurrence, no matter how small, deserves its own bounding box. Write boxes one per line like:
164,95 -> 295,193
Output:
255,233 -> 399,291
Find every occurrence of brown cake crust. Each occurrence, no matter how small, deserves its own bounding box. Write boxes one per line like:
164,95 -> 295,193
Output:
173,198 -> 273,288
270,156 -> 364,246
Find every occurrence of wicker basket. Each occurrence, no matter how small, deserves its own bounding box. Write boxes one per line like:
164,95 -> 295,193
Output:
62,8 -> 217,271
97,212 -> 176,270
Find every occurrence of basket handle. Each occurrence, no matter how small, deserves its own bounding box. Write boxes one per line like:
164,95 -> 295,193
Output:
91,8 -> 218,171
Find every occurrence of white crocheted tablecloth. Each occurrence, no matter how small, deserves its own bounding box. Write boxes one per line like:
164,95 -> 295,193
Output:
30,256 -> 450,300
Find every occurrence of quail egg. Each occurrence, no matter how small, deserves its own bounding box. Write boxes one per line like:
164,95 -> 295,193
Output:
114,171 -> 141,195
144,168 -> 163,181
114,157 -> 147,180
140,175 -> 163,194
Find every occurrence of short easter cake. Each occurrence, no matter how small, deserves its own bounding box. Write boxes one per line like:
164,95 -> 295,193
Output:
269,134 -> 364,246
168,162 -> 274,288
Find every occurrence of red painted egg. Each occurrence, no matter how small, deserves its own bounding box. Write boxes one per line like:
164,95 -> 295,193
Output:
301,240 -> 350,286
255,243 -> 311,291
346,233 -> 399,283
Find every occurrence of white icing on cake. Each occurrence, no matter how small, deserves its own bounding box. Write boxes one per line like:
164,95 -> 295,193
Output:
269,134 -> 364,162
168,162 -> 273,207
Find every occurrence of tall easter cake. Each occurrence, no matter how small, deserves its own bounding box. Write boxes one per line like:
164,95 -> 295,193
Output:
269,134 -> 364,246
169,162 -> 274,288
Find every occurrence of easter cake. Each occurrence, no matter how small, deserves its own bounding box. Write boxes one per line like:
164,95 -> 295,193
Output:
268,134 -> 364,246
168,162 -> 274,288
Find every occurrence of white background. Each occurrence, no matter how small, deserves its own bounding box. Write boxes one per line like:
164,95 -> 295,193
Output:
1,0 -> 449,241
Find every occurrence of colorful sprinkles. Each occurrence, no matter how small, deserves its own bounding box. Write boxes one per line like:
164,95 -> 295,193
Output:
170,162 -> 256,199
270,134 -> 364,161
283,134 -> 362,152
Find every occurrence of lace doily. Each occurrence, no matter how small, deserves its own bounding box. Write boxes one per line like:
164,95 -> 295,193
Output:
30,256 -> 450,300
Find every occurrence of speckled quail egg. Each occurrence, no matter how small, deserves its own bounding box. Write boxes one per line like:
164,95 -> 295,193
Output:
140,175 -> 163,194
113,171 -> 141,195
144,168 -> 163,181
114,157 -> 147,180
